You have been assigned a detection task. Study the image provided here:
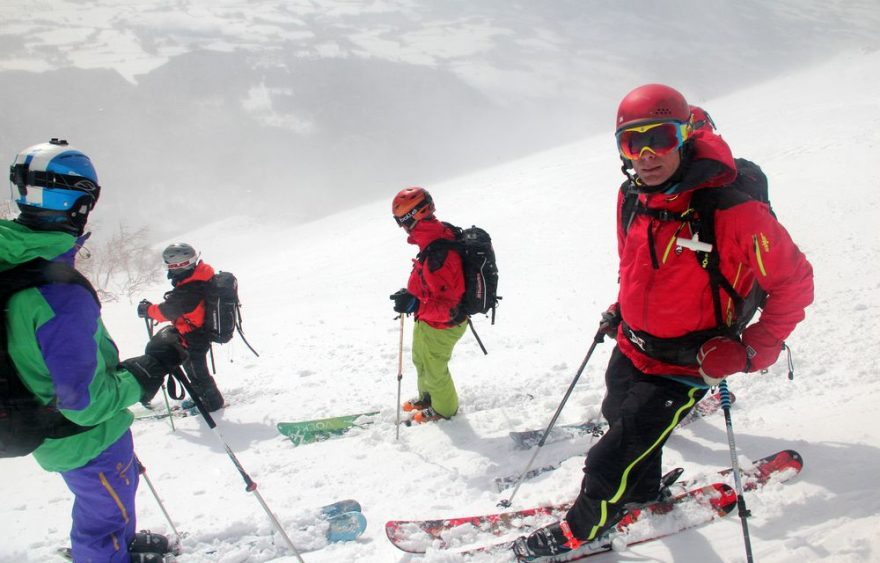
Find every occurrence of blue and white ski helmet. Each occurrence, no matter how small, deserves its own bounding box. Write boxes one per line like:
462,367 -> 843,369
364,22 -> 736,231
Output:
9,138 -> 100,234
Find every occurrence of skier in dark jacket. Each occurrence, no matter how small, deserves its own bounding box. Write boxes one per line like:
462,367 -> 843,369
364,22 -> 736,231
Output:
4,139 -> 187,562
516,85 -> 814,560
138,243 -> 225,412
390,187 -> 467,424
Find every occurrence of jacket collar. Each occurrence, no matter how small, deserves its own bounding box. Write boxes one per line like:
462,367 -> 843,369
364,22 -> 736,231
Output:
171,261 -> 215,286
406,218 -> 453,251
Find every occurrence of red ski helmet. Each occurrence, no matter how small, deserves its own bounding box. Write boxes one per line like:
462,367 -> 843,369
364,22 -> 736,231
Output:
392,187 -> 434,231
615,84 -> 691,131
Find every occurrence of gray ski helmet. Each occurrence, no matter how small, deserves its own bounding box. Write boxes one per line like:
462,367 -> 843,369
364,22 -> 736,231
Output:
162,243 -> 199,271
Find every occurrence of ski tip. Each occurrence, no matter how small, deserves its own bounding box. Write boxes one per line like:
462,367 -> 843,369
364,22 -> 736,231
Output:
321,499 -> 362,517
784,449 -> 804,470
327,511 -> 367,542
711,483 -> 738,515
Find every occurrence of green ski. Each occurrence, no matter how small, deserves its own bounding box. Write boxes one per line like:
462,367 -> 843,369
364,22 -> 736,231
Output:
277,412 -> 380,446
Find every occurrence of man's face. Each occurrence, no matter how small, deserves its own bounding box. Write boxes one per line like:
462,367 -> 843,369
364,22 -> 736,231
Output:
631,149 -> 681,187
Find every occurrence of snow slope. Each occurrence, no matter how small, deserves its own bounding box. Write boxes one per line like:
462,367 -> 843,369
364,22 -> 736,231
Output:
3,49 -> 880,562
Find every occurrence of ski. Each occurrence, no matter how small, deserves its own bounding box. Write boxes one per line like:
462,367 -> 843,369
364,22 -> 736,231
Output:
386,483 -> 735,555
497,391 -> 735,491
508,483 -> 736,561
278,394 -> 537,447
134,405 -> 198,421
509,390 -> 734,450
386,449 -> 801,554
321,499 -> 367,542
276,412 -> 381,446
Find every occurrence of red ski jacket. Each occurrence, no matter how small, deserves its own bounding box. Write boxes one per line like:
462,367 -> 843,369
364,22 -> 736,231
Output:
405,218 -> 465,329
147,261 -> 215,336
614,120 -> 814,377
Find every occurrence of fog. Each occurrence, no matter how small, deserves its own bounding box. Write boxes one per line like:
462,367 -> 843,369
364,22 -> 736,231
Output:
1,0 -> 877,239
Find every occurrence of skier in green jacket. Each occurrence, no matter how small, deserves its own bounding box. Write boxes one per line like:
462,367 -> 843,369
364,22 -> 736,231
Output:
4,139 -> 187,562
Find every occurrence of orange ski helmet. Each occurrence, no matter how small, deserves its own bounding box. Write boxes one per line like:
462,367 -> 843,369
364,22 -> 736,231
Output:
392,187 -> 434,231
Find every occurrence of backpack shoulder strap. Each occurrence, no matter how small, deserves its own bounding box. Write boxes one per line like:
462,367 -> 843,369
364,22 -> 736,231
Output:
620,181 -> 639,235
621,181 -> 695,235
689,187 -> 754,332
418,222 -> 462,273
1,259 -> 97,304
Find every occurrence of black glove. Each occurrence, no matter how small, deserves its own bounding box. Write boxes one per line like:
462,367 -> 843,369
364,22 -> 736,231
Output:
145,326 -> 189,371
120,355 -> 168,404
390,288 -> 420,314
137,299 -> 152,319
598,303 -> 621,340
120,327 -> 188,404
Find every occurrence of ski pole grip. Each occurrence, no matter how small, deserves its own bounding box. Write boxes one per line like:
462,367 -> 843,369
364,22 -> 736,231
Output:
719,380 -> 733,410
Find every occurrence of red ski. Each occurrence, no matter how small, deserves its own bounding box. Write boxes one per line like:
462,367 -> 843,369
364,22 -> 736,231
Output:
385,449 -> 801,554
388,483 -> 735,556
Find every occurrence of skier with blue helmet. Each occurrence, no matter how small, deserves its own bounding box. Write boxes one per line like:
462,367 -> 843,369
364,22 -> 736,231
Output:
4,139 -> 187,562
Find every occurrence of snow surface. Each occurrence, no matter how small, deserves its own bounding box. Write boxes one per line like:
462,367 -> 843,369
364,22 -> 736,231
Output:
3,49 -> 880,562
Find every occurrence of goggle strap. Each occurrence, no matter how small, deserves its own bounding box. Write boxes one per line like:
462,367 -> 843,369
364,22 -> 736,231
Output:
395,198 -> 429,226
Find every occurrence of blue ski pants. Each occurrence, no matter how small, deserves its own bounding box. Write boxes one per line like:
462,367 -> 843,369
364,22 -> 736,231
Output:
61,430 -> 139,562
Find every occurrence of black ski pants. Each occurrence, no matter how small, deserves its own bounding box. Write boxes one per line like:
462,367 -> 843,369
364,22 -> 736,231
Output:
565,346 -> 707,540
183,344 -> 225,412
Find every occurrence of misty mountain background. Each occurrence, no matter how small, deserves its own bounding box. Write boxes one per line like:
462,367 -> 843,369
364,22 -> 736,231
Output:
1,1 -> 877,241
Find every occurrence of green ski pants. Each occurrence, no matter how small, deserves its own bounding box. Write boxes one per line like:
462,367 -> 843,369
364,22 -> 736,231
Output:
411,319 -> 467,418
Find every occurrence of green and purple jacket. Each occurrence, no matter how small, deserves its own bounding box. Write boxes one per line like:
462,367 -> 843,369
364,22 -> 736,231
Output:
2,220 -> 142,472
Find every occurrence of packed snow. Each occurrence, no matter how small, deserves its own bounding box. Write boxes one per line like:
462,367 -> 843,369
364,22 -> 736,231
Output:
3,49 -> 880,562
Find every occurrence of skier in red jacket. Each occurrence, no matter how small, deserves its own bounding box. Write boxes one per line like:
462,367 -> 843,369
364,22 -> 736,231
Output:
138,243 -> 225,412
390,187 -> 467,424
517,84 -> 814,560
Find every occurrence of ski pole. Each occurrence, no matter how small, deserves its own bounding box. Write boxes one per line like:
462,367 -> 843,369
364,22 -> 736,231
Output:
135,455 -> 182,551
498,329 -> 606,508
144,318 -> 175,431
467,317 -> 488,355
719,379 -> 754,562
170,367 -> 305,563
395,314 -> 405,440
236,307 -> 260,357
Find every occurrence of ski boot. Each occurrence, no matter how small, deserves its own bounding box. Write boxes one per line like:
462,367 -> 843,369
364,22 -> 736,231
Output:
402,394 -> 431,412
513,467 -> 685,561
512,519 -> 585,561
129,530 -> 172,554
130,553 -> 178,563
411,406 -> 446,424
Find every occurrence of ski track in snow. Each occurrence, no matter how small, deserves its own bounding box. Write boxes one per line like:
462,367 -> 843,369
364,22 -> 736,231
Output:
3,50 -> 880,563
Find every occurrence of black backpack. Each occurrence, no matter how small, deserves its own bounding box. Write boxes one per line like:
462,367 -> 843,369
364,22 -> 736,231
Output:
203,271 -> 240,344
1,259 -> 95,458
621,158 -> 771,335
420,223 -> 501,323
202,271 -> 259,356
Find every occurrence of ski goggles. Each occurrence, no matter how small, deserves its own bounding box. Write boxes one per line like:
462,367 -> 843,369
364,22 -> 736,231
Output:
10,163 -> 99,209
13,184 -> 88,211
615,120 -> 691,160
393,199 -> 430,230
165,255 -> 199,271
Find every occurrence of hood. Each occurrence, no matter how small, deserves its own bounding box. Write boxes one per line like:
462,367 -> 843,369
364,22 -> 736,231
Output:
0,219 -> 77,272
637,107 -> 738,210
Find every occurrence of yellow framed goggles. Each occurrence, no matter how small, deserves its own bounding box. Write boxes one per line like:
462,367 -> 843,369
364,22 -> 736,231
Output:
616,120 -> 691,160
